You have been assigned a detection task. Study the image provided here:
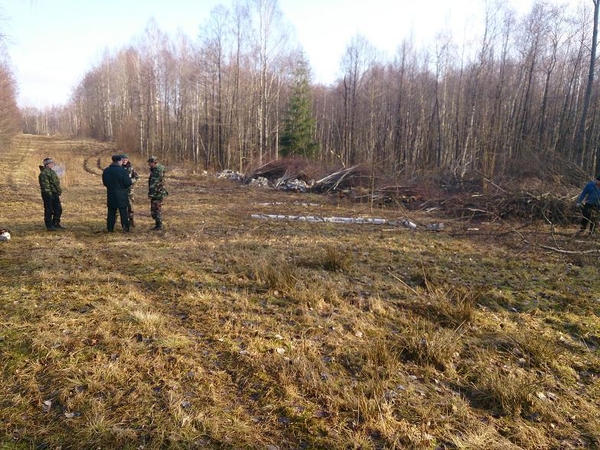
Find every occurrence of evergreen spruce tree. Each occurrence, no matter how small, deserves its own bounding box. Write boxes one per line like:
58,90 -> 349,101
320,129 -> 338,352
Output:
280,55 -> 319,158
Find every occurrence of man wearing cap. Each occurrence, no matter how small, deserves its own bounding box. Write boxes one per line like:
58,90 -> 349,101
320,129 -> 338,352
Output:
119,153 -> 140,227
102,155 -> 133,232
38,158 -> 64,231
576,175 -> 600,234
147,156 -> 168,231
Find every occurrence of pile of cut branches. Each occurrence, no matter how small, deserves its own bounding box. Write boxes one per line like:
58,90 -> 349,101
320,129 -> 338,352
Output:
243,159 -> 371,193
416,191 -> 578,224
240,158 -> 581,224
243,159 -> 312,185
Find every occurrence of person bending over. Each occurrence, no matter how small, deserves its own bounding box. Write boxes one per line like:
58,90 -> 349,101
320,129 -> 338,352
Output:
576,175 -> 600,234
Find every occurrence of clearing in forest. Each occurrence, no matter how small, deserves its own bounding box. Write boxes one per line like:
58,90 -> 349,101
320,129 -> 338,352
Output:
0,134 -> 599,449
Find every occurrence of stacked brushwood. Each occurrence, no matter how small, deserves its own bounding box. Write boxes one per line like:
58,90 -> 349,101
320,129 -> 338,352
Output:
240,158 -> 581,224
243,159 -> 311,186
351,185 -> 420,206
242,160 -> 419,206
414,191 -> 578,224
423,150 -> 586,223
243,160 -> 368,193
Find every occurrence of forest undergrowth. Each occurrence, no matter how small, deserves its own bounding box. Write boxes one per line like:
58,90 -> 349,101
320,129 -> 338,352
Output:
0,134 -> 599,449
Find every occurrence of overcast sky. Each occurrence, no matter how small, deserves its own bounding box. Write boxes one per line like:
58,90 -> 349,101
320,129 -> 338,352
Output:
1,0 -> 581,109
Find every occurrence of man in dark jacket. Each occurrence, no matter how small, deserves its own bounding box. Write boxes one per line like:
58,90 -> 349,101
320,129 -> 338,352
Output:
38,157 -> 63,231
576,175 -> 600,233
102,155 -> 133,232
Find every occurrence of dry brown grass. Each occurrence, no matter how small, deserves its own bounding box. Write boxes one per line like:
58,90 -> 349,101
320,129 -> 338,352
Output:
0,134 -> 599,449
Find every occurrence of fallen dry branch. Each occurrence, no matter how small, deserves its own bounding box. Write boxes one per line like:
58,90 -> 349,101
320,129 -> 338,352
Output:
536,244 -> 600,254
510,224 -> 600,255
310,165 -> 365,193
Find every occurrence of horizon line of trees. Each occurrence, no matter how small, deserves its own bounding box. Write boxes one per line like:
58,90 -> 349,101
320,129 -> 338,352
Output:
0,35 -> 23,148
17,0 -> 600,186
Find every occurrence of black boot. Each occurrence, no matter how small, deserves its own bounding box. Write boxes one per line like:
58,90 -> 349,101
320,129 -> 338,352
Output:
152,221 -> 163,231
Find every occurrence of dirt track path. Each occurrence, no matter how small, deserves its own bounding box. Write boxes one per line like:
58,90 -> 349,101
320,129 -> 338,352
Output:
0,135 -> 116,234
0,135 -> 46,231
0,134 -> 223,238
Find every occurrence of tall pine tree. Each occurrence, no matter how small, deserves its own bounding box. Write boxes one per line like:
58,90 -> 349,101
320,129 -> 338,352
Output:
280,54 -> 318,158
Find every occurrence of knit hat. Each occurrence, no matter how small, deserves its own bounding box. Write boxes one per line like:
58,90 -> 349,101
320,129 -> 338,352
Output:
119,153 -> 129,159
147,156 -> 158,163
111,154 -> 123,162
42,158 -> 54,166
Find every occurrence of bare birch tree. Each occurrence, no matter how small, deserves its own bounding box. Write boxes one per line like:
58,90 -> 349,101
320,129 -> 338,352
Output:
576,0 -> 600,170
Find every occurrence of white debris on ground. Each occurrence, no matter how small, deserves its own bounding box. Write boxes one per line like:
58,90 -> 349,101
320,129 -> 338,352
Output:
0,228 -> 11,241
256,202 -> 321,207
216,169 -> 244,181
426,222 -> 444,231
251,214 -> 388,224
401,219 -> 417,229
216,167 -> 325,193
249,177 -> 269,187
274,178 -> 310,192
250,214 -> 442,230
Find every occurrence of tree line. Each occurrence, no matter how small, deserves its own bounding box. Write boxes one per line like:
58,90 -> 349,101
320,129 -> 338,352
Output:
0,36 -> 21,148
18,0 -> 600,185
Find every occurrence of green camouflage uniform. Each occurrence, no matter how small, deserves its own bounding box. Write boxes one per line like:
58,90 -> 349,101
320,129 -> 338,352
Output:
123,162 -> 140,226
148,163 -> 168,229
39,165 -> 62,196
38,165 -> 63,229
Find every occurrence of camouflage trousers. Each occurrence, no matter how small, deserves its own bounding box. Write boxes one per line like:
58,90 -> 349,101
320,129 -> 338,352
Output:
150,199 -> 163,222
127,192 -> 135,225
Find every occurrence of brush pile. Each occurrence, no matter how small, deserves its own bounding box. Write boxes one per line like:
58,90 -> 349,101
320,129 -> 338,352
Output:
415,192 -> 577,224
239,158 -> 582,224
243,159 -> 369,194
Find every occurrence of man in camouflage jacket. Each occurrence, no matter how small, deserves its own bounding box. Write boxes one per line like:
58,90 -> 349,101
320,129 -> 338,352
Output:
147,156 -> 168,230
38,158 -> 63,231
119,154 -> 140,227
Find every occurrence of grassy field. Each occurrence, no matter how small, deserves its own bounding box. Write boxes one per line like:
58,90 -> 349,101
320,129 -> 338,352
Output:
0,134 -> 599,449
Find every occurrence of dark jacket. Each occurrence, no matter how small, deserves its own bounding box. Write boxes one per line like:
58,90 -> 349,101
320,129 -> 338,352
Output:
102,163 -> 133,208
577,180 -> 600,207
